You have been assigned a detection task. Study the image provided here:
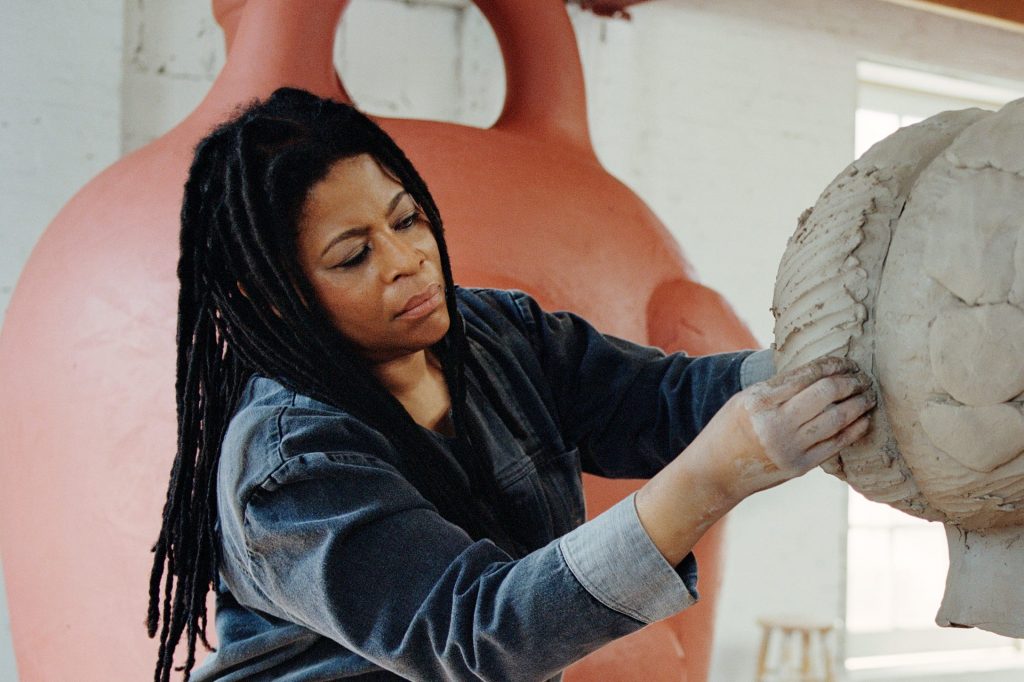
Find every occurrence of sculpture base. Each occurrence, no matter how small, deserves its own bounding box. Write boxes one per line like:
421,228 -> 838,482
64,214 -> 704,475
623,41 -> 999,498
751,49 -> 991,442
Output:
937,524 -> 1024,637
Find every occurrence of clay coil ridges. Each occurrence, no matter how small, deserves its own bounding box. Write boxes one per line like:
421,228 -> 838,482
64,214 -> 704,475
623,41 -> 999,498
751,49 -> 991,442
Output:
773,161 -> 926,516
772,111 -> 986,520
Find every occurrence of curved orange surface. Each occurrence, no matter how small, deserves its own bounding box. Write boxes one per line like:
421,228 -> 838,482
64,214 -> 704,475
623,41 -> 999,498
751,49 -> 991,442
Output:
0,1 -> 756,679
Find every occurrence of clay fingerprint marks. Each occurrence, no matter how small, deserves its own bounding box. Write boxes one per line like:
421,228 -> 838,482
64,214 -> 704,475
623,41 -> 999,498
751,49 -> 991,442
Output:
919,99 -> 1024,477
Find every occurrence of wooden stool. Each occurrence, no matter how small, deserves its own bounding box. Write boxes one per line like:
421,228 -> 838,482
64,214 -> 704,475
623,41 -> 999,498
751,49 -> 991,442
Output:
755,617 -> 836,682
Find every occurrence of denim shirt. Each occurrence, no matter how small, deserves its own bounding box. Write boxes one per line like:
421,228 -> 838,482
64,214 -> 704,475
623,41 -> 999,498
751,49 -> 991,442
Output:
194,287 -> 771,681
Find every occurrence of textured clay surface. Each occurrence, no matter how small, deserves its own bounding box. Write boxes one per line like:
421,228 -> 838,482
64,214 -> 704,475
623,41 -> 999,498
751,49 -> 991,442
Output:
773,98 -> 1024,636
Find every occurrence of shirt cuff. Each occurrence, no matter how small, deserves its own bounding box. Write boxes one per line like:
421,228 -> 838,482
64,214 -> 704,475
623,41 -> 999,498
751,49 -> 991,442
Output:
558,493 -> 698,624
740,349 -> 775,388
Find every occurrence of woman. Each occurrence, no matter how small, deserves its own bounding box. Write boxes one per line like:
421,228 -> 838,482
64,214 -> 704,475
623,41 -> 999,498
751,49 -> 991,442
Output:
148,87 -> 874,682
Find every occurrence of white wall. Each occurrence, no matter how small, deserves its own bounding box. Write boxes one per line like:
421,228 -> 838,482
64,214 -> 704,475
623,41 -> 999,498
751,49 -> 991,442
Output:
0,0 -> 124,322
3,1 -> 1024,680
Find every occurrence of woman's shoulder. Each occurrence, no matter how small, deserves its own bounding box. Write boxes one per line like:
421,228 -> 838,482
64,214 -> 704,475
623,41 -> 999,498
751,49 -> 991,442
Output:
454,286 -> 539,338
219,375 -> 394,505
454,285 -> 525,312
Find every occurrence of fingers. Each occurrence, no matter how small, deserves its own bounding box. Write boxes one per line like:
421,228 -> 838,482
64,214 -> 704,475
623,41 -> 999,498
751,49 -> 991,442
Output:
728,355 -> 875,496
796,390 -> 875,450
802,414 -> 872,468
761,356 -> 860,404
786,371 -> 872,425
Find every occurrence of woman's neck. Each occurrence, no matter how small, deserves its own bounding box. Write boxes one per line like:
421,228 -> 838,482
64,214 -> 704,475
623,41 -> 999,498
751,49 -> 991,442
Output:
372,350 -> 453,435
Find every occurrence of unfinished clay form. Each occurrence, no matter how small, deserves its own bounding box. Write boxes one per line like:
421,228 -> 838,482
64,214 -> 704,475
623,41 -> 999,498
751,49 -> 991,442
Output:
773,98 -> 1024,637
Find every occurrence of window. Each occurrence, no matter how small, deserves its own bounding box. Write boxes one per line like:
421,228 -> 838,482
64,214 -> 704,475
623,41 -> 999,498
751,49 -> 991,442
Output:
845,62 -> 1024,680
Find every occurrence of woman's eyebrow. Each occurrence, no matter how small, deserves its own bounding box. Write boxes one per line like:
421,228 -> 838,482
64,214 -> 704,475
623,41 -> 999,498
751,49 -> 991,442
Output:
387,190 -> 409,215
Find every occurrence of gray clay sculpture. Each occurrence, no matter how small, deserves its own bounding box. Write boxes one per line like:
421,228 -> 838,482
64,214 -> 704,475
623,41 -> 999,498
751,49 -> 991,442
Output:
773,98 -> 1024,637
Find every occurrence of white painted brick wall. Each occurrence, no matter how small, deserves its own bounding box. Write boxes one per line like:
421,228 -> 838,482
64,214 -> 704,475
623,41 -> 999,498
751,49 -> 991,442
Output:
121,0 -> 224,152
0,0 -> 124,322
337,0 -> 467,121
3,1 -> 1024,680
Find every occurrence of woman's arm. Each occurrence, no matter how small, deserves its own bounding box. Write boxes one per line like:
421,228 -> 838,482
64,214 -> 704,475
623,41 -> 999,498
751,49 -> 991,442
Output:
224,451 -> 689,682
637,355 -> 873,564
486,288 -> 765,477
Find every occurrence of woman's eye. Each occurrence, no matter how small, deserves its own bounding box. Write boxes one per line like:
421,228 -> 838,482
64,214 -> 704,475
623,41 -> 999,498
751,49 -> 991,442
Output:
336,245 -> 370,269
395,211 -> 420,231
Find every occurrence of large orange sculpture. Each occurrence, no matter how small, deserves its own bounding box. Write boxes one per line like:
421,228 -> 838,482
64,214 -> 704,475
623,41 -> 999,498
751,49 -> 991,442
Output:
0,1 -> 756,679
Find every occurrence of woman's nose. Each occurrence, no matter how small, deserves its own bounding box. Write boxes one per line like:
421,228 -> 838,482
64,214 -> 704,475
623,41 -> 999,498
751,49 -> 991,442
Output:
378,230 -> 423,281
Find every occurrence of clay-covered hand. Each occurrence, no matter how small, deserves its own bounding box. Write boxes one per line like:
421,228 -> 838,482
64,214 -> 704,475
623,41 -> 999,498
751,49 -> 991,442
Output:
700,355 -> 875,501
636,356 -> 875,567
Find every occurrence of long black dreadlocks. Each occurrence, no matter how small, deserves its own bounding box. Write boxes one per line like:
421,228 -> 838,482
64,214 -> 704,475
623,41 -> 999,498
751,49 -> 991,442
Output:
147,87 -> 518,682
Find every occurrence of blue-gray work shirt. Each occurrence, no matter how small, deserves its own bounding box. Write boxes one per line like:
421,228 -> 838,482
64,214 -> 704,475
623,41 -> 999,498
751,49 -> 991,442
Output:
193,287 -> 771,681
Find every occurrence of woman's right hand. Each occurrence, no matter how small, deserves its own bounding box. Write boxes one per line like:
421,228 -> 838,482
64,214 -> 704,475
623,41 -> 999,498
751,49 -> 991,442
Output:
635,355 -> 875,566
697,355 -> 875,501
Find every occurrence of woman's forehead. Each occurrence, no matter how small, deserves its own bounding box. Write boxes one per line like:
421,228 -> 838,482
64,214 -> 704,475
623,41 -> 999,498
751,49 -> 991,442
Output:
301,155 -> 408,227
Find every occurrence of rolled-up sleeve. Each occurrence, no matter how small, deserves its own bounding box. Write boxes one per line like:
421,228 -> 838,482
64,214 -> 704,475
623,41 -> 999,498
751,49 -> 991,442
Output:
559,493 -> 697,624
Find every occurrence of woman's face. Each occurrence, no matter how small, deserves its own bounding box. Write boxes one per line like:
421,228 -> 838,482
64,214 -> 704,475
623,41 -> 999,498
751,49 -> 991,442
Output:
294,154 -> 450,364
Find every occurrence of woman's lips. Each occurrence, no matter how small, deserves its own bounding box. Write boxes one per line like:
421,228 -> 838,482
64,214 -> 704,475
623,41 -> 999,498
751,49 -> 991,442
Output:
396,282 -> 443,320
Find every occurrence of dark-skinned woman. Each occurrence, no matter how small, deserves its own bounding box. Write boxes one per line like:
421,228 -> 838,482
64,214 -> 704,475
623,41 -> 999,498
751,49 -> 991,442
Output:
149,87 -> 874,682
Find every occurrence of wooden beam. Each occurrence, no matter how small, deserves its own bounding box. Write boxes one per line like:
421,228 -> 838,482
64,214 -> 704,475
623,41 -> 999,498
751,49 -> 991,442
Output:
926,0 -> 1024,24
577,0 -> 1024,29
877,0 -> 1024,31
